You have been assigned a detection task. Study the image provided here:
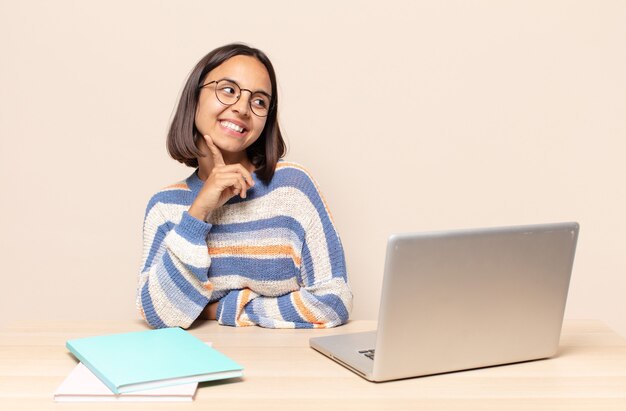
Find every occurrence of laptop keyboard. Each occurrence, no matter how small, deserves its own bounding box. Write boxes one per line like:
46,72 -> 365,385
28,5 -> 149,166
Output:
358,349 -> 375,360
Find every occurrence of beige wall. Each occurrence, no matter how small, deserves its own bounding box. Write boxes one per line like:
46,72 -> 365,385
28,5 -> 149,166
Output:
1,0 -> 625,336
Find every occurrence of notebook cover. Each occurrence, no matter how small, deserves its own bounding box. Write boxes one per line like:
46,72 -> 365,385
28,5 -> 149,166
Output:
66,327 -> 243,394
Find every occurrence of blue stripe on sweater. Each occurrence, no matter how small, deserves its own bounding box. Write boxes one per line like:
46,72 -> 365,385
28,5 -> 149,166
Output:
140,281 -> 167,328
209,257 -> 298,281
209,215 -> 305,240
218,290 -> 241,326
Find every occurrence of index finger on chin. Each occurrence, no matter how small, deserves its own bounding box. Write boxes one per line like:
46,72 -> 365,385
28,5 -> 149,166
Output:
203,134 -> 226,166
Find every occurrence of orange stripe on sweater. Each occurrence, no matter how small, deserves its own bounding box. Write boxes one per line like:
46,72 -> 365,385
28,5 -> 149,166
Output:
209,245 -> 301,266
236,289 -> 253,326
275,161 -> 304,170
292,292 -> 324,327
164,182 -> 189,190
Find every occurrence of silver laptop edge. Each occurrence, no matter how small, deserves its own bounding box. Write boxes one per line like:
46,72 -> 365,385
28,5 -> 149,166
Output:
310,222 -> 579,382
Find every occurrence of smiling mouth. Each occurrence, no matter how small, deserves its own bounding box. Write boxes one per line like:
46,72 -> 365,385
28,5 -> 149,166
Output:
220,120 -> 247,134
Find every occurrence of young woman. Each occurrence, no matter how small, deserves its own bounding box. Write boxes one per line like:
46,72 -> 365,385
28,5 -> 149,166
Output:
137,43 -> 353,329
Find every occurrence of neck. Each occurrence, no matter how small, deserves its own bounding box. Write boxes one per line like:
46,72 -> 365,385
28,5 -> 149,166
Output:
197,152 -> 254,181
222,151 -> 251,167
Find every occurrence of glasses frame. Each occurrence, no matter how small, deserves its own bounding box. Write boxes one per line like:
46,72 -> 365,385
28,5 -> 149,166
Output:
198,79 -> 274,117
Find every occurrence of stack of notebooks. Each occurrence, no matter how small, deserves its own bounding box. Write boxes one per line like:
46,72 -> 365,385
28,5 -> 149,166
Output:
54,327 -> 243,402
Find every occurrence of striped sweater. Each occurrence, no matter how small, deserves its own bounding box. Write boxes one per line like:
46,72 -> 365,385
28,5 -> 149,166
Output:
137,161 -> 353,329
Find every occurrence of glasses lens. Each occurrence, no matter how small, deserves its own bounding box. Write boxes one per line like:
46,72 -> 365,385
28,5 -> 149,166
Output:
250,93 -> 271,117
215,80 -> 240,105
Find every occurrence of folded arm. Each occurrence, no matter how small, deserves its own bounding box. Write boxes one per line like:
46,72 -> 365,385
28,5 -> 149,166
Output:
216,278 -> 352,328
137,207 -> 214,329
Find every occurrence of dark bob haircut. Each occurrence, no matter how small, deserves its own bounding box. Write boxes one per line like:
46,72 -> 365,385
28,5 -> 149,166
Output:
167,43 -> 286,184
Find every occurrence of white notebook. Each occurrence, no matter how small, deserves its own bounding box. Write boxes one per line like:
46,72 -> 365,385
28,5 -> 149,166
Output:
53,363 -> 197,402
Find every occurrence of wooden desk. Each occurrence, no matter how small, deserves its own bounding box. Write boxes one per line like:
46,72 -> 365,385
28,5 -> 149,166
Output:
1,320 -> 625,410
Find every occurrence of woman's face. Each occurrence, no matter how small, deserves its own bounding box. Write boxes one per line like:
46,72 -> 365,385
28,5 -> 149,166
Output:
195,55 -> 272,158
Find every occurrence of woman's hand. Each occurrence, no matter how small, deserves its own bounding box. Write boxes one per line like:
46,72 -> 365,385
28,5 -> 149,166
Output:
188,134 -> 255,221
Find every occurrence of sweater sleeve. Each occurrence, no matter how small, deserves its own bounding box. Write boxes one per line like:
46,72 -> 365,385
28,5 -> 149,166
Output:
136,203 -> 214,329
215,173 -> 353,329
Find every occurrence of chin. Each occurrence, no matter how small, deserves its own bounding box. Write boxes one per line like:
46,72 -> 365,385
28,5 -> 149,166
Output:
215,140 -> 245,153
216,135 -> 258,152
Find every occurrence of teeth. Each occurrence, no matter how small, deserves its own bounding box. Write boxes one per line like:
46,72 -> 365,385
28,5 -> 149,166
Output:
221,121 -> 244,133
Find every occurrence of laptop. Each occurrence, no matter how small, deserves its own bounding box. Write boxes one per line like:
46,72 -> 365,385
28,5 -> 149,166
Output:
310,222 -> 579,382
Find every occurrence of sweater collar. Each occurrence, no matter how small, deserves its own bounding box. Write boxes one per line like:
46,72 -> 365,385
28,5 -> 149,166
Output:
186,169 -> 204,194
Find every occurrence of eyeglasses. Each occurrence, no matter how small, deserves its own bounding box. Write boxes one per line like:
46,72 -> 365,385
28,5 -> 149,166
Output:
198,79 -> 273,117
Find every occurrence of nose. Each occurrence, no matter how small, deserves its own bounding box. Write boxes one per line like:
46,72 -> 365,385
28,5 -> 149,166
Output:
231,90 -> 252,116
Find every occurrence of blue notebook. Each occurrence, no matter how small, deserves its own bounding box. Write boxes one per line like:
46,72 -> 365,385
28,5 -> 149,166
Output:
66,327 -> 243,394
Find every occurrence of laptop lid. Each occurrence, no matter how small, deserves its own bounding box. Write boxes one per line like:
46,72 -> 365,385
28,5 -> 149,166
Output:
311,222 -> 579,382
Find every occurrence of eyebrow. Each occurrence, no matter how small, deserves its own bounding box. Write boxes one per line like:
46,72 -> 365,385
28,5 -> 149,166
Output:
220,77 -> 272,98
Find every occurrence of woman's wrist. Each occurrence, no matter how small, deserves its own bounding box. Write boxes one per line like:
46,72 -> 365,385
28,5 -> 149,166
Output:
188,203 -> 211,221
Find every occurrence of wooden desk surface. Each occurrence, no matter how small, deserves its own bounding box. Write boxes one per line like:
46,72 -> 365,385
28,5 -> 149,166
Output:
1,319 -> 625,410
